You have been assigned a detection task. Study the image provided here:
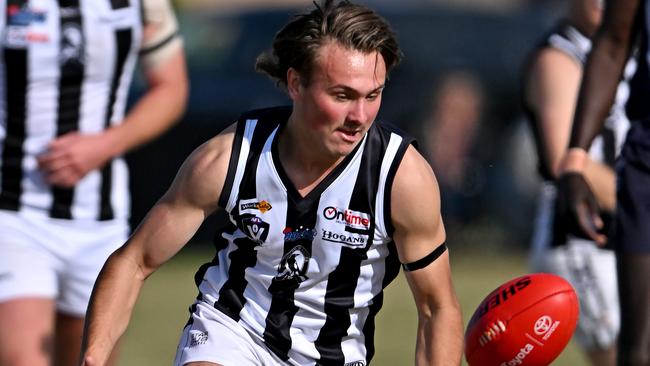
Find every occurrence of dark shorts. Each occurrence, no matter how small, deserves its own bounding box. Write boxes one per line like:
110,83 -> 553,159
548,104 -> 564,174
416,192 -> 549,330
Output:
616,120 -> 650,254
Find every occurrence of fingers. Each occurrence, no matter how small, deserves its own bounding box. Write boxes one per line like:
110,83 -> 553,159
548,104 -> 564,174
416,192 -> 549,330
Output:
556,172 -> 609,245
49,131 -> 79,148
37,152 -> 82,187
575,202 -> 607,245
37,133 -> 88,187
45,167 -> 83,187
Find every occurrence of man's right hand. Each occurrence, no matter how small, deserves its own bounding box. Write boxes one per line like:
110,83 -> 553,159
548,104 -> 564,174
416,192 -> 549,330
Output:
556,172 -> 607,245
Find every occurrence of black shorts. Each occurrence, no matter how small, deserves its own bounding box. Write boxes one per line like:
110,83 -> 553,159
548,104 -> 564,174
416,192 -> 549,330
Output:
616,120 -> 650,254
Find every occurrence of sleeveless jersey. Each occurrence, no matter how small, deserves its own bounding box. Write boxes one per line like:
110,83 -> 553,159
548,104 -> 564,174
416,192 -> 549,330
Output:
523,22 -> 633,249
195,106 -> 414,365
0,0 -> 177,221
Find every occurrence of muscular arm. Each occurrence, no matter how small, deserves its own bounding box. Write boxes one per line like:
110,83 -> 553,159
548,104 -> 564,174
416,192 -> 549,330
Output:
526,49 -> 616,211
79,126 -> 235,366
38,0 -> 188,187
391,146 -> 463,366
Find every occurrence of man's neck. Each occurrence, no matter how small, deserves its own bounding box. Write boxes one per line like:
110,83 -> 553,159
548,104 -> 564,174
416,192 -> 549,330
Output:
277,120 -> 343,197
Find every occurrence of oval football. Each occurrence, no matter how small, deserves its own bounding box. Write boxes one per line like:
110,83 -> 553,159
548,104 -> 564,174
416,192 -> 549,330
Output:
464,273 -> 579,366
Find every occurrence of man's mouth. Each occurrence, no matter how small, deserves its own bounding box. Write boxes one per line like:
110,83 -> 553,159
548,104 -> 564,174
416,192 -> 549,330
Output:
337,128 -> 360,142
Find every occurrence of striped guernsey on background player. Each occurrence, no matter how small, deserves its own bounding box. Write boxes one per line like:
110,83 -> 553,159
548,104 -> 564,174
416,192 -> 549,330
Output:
1,0 -> 142,220
0,1 -> 187,365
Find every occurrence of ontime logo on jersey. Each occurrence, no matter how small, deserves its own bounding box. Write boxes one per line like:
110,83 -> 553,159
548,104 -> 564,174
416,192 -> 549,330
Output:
322,206 -> 371,230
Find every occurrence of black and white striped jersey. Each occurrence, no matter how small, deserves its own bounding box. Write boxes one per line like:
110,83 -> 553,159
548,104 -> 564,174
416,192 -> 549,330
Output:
523,21 -> 633,181
194,106 -> 414,365
0,0 -> 178,221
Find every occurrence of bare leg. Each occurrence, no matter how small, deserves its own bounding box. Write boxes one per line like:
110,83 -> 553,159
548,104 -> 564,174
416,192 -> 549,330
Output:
617,253 -> 650,366
55,312 -> 84,366
0,298 -> 55,366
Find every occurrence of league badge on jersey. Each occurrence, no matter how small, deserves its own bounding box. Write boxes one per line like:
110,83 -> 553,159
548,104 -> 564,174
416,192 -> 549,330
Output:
240,215 -> 270,245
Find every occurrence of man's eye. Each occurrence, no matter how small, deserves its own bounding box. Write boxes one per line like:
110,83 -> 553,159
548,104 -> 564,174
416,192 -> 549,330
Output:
335,94 -> 350,101
366,93 -> 379,101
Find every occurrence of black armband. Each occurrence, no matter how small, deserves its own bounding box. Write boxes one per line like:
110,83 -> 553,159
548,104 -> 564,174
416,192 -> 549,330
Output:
402,243 -> 447,272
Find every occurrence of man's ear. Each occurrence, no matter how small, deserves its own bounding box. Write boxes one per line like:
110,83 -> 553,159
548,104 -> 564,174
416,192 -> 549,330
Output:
287,68 -> 302,100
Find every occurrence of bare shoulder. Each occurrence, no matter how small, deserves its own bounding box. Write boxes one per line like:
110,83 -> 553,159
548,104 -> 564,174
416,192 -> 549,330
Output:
526,48 -> 582,109
391,145 -> 445,262
392,145 -> 438,198
166,123 -> 236,212
528,48 -> 581,88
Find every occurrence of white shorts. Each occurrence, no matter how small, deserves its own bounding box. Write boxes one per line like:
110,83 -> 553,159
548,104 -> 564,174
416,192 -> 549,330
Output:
0,210 -> 128,316
530,238 -> 620,350
174,301 -> 287,366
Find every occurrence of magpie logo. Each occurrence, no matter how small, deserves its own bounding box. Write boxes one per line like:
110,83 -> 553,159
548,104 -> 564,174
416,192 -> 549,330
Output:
275,245 -> 310,282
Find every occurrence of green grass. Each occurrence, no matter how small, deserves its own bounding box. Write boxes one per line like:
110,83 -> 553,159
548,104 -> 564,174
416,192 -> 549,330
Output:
118,248 -> 588,365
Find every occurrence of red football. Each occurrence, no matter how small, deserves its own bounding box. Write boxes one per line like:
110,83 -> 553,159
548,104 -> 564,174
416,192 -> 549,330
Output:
464,273 -> 579,366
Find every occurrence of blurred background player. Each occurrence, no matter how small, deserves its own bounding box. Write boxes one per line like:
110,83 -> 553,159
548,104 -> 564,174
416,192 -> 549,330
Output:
0,1 -> 187,365
556,0 -> 650,364
521,0 -> 635,364
558,0 -> 650,366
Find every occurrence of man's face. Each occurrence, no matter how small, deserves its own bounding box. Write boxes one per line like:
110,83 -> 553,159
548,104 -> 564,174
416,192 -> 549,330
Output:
288,41 -> 387,159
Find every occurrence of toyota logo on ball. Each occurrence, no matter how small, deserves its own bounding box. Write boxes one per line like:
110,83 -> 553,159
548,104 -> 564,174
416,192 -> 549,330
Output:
534,315 -> 553,335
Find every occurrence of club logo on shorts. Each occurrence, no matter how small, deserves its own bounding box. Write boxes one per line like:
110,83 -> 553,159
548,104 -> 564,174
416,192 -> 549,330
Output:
189,330 -> 208,347
344,361 -> 366,366
275,245 -> 310,282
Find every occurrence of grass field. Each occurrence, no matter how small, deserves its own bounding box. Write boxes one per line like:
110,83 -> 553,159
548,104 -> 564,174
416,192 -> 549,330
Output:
117,248 -> 588,365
